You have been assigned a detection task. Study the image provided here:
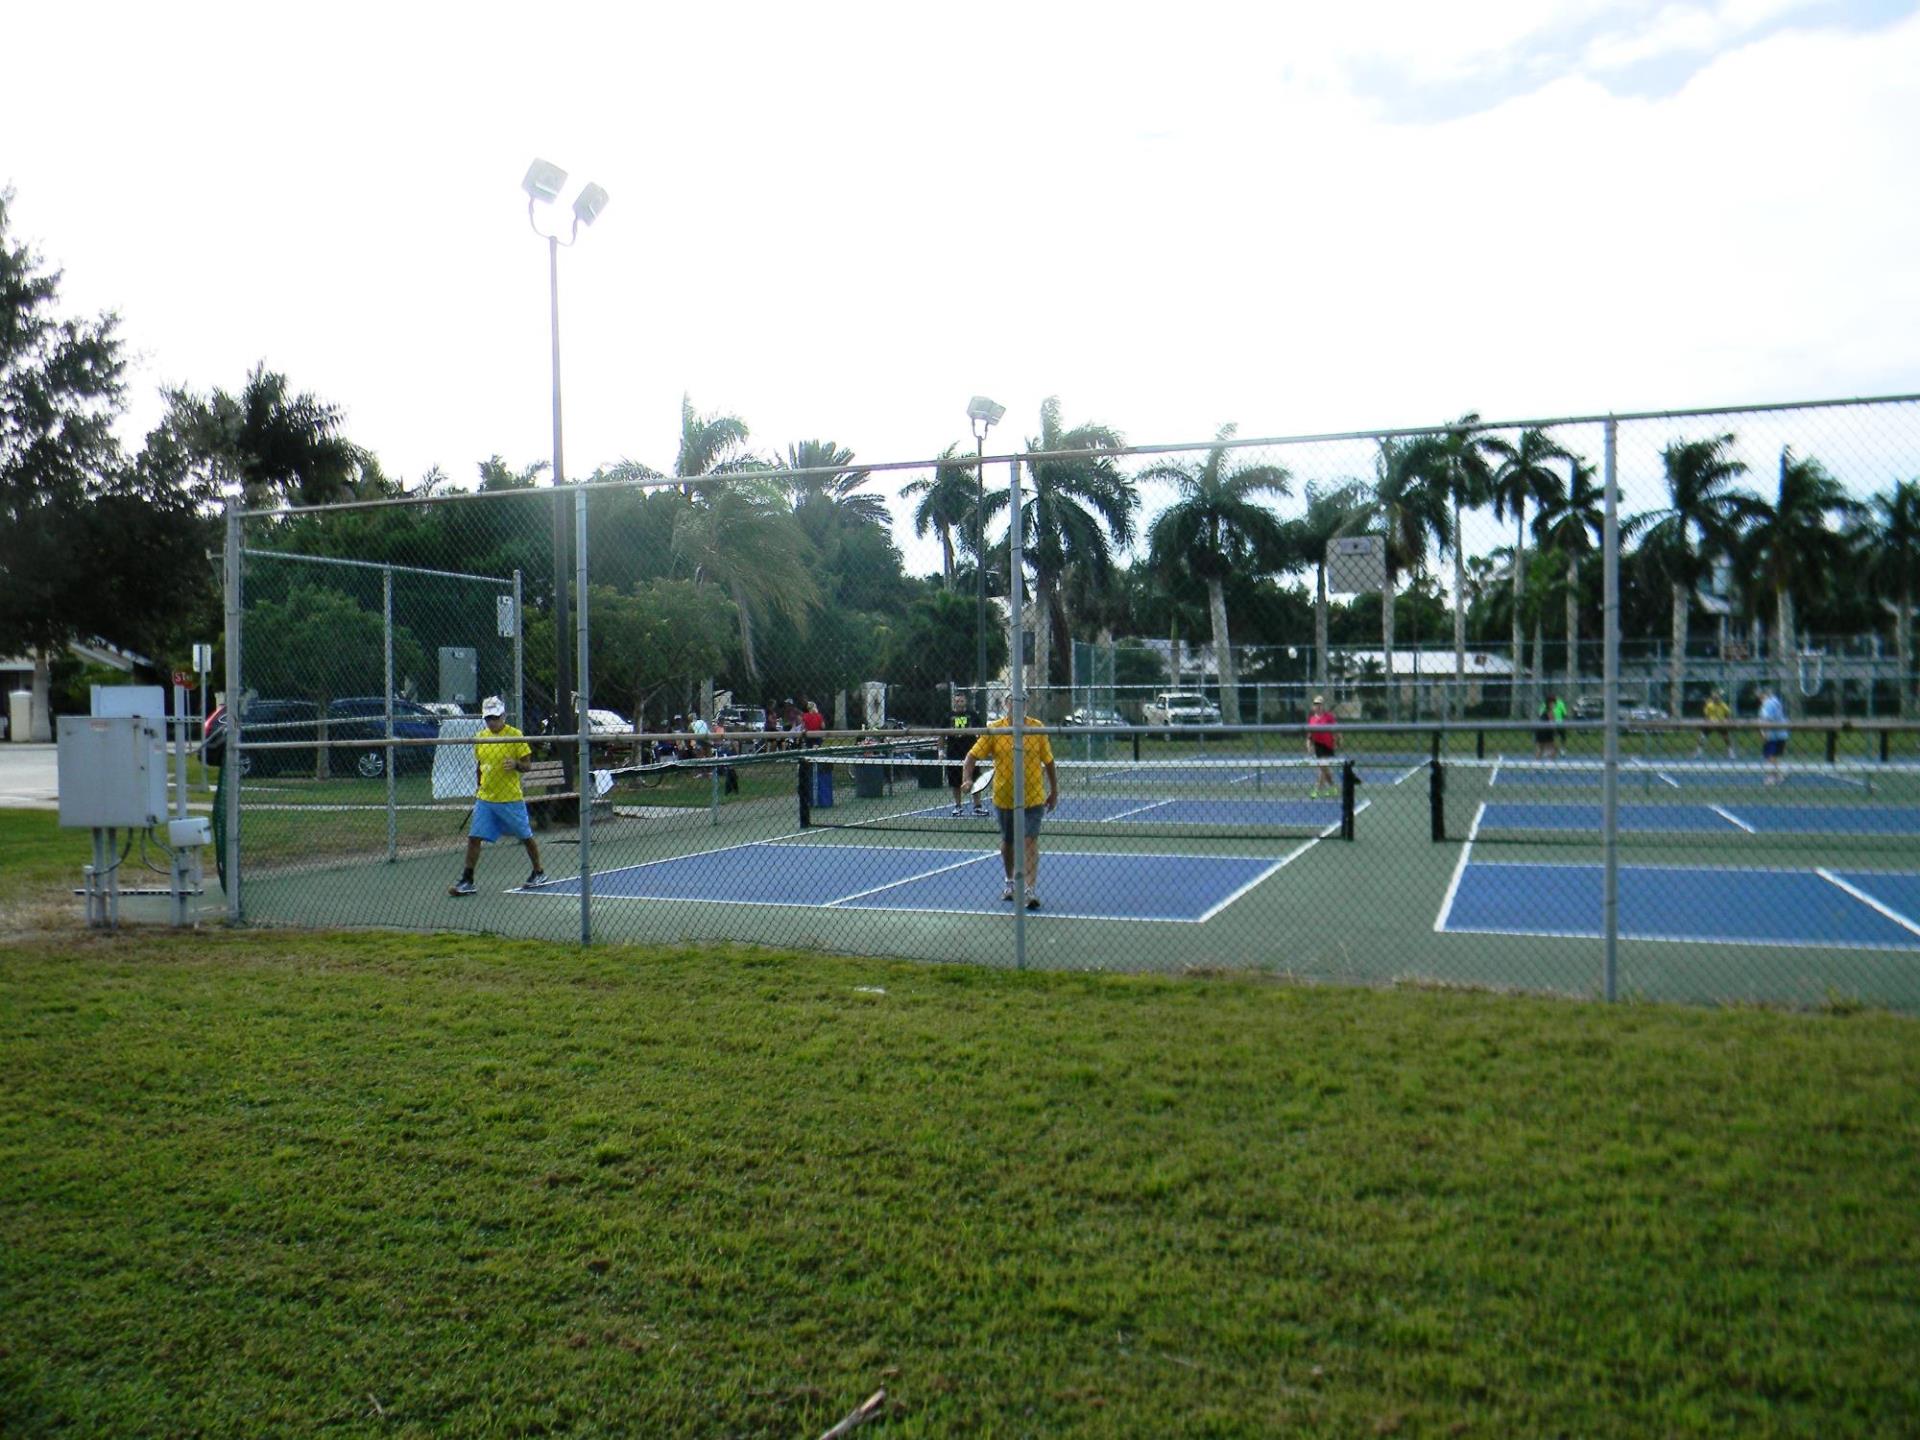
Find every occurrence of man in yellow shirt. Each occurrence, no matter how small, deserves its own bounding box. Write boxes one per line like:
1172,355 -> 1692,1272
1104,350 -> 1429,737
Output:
1699,689 -> 1734,760
960,710 -> 1059,910
449,696 -> 549,896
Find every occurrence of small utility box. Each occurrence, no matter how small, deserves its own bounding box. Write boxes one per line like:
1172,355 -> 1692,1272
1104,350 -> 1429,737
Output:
58,715 -> 168,828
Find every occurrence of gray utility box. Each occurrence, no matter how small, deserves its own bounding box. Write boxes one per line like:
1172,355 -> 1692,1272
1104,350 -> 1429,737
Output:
440,647 -> 478,706
58,715 -> 169,828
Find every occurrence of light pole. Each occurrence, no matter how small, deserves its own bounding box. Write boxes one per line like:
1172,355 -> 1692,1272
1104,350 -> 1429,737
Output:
967,395 -> 1006,711
523,159 -> 608,790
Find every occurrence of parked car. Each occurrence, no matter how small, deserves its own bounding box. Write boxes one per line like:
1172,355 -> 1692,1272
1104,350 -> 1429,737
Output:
1065,706 -> 1127,727
326,696 -> 443,778
201,698 -> 321,777
715,705 -> 768,732
585,707 -> 633,736
1141,692 -> 1222,728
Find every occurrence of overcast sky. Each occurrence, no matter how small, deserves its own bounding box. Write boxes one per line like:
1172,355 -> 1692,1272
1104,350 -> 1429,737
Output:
9,0 -> 1918,574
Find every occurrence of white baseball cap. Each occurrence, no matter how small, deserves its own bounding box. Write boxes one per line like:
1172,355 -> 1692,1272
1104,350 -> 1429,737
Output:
480,696 -> 507,718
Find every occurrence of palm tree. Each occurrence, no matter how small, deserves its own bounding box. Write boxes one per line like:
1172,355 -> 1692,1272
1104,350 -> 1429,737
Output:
898,444 -> 979,590
988,398 -> 1135,700
1743,448 -> 1863,716
1428,414 -> 1498,699
1483,428 -> 1572,715
1138,425 -> 1291,723
1369,435 -> 1451,719
1533,453 -> 1603,699
783,439 -> 888,532
1857,479 -> 1920,717
1283,480 -> 1372,688
674,393 -> 753,492
1623,434 -> 1753,716
670,478 -> 817,683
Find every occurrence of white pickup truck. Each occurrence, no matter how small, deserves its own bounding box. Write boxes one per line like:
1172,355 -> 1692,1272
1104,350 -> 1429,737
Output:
1141,691 -> 1222,727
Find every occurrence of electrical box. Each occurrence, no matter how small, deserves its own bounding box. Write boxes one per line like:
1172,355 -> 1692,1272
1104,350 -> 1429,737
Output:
57,715 -> 169,828
439,647 -> 478,706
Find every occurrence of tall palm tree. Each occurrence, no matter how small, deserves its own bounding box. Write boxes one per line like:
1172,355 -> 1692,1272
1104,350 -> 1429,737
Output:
1369,435 -> 1451,719
1138,424 -> 1291,723
1856,479 -> 1920,717
898,444 -> 979,590
1623,434 -> 1753,716
986,398 -> 1135,699
674,393 -> 753,492
1743,448 -> 1862,716
783,439 -> 887,532
1483,428 -> 1572,715
670,478 -> 817,683
1283,480 -> 1372,688
1428,414 -> 1498,697
1533,453 -> 1603,699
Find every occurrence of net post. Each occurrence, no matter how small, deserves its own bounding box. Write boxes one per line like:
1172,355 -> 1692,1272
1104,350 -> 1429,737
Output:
1882,728 -> 1891,764
1826,729 -> 1838,765
798,757 -> 814,827
1476,728 -> 1485,760
1430,728 -> 1441,761
1429,757 -> 1445,842
1339,758 -> 1356,840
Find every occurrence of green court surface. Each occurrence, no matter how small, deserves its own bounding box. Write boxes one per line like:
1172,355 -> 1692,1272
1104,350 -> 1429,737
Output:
220,739 -> 1920,1011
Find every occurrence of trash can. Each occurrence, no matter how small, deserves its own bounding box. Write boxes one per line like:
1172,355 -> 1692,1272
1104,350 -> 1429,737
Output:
814,764 -> 834,808
853,761 -> 886,799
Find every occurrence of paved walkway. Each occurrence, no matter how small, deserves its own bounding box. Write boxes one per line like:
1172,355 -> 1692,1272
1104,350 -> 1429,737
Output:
0,744 -> 58,807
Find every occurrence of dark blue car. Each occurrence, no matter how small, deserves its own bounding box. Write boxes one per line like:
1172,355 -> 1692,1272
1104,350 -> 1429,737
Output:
326,697 -> 442,778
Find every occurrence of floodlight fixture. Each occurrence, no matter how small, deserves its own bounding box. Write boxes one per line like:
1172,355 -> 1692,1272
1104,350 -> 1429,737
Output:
967,395 -> 1007,428
572,182 -> 610,227
523,158 -> 568,204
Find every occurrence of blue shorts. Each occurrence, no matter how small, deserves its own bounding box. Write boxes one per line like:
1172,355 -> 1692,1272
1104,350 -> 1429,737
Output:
470,799 -> 533,842
997,804 -> 1046,843
1762,738 -> 1788,759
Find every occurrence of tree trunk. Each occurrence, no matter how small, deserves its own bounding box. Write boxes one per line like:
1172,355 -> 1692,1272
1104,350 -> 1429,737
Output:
1532,617 -> 1546,712
939,523 -> 955,592
1774,587 -> 1796,720
1031,577 -> 1053,703
30,651 -> 53,743
1381,576 -> 1397,722
1899,587 -> 1913,720
732,581 -> 758,680
1670,581 -> 1688,716
1566,554 -> 1580,703
1315,565 -> 1330,689
1207,576 -> 1239,724
1509,508 -> 1526,718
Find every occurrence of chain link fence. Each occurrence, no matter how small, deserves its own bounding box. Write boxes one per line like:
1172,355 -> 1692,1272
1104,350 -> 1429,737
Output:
208,394 -> 1920,1009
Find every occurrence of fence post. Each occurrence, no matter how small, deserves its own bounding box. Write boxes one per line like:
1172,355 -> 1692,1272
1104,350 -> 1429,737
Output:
512,569 -> 525,731
384,565 -> 397,863
1009,455 -> 1028,973
223,502 -> 243,924
575,483 -> 592,945
1602,417 -> 1621,1003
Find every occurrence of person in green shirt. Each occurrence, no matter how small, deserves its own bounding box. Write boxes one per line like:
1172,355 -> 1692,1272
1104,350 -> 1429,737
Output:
448,696 -> 549,896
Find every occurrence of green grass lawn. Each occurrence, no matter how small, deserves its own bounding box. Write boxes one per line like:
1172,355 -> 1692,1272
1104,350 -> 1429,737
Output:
3,923 -> 1916,1437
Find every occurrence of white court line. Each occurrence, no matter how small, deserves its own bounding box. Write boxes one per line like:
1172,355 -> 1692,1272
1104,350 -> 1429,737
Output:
828,852 -> 997,905
1194,819 -> 1347,923
1489,756 -> 1503,787
1654,770 -> 1682,789
1433,801 -> 1485,933
1437,920 -> 1920,954
1816,869 -> 1920,940
1709,804 -> 1757,834
1389,763 -> 1425,786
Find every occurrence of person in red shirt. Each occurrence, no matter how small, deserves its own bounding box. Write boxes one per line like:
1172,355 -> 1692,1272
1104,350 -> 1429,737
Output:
1306,694 -> 1338,798
799,698 -> 826,748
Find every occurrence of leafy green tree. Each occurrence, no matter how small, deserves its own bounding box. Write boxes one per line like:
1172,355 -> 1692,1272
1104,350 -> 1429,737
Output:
1138,424 -> 1291,723
563,579 -> 736,726
1533,454 -> 1603,696
1483,427 -> 1572,715
671,477 -> 817,682
673,393 -> 754,489
1283,480 -> 1372,687
899,444 -> 981,590
154,363 -> 373,508
1856,479 -> 1920,717
1624,434 -> 1754,715
989,397 -> 1136,695
784,439 -> 888,533
1367,435 -> 1451,718
1740,448 -> 1862,716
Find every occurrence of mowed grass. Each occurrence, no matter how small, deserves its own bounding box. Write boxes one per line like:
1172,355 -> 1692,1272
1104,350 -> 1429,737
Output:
2,927 -> 1917,1437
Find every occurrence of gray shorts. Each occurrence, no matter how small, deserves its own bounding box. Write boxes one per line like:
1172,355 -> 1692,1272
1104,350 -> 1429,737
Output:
997,804 -> 1046,843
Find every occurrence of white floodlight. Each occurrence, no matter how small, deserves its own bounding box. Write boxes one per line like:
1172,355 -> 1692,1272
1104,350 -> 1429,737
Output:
966,395 -> 1007,427
522,158 -> 568,203
572,183 -> 610,227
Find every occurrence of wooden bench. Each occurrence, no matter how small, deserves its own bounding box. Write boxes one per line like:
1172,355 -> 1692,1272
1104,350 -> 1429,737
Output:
523,759 -> 571,830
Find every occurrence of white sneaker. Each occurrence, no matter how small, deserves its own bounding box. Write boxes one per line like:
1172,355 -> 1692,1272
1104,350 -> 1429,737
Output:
950,805 -> 964,817
1001,882 -> 1014,901
525,870 -> 549,888
448,878 -> 476,896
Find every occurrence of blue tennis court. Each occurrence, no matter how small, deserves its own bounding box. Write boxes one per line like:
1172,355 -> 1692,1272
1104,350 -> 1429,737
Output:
517,839 -> 1315,922
1476,801 -> 1920,837
1075,760 -> 1420,787
868,794 -> 1355,828
1437,859 -> 1920,951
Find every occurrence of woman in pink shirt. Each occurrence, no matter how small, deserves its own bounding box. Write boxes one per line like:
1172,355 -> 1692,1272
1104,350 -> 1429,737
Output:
1306,695 -> 1337,798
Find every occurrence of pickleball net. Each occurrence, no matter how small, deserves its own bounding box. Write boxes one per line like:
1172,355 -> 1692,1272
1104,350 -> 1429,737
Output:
800,752 -> 1358,841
